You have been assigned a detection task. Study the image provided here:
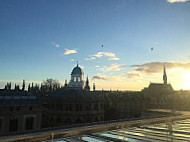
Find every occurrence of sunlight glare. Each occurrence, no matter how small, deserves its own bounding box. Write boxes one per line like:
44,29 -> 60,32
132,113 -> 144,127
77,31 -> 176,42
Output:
182,70 -> 190,90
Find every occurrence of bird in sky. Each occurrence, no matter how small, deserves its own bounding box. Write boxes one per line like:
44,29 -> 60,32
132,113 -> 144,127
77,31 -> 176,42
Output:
102,45 -> 103,47
151,47 -> 153,51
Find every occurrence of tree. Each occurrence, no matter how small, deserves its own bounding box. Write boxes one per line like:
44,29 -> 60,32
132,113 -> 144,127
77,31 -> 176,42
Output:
42,79 -> 61,94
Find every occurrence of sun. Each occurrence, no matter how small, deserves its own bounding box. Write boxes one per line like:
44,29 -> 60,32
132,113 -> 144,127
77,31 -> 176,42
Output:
181,70 -> 190,90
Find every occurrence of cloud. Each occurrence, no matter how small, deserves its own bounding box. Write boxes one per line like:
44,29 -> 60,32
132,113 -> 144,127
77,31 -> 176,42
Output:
52,42 -> 60,48
85,57 -> 96,61
93,52 -> 115,58
93,75 -> 107,80
131,61 -> 190,74
94,65 -> 100,68
70,59 -> 75,62
92,75 -> 121,81
94,66 -> 100,70
101,64 -> 126,72
86,52 -> 120,61
167,0 -> 189,3
64,49 -> 77,55
55,44 -> 60,48
108,57 -> 120,61
121,72 -> 140,79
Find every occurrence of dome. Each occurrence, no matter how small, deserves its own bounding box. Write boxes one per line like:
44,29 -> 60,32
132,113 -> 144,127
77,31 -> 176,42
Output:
71,64 -> 83,75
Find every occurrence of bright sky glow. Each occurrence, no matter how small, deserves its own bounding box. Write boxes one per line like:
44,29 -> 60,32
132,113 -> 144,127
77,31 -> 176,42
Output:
0,0 -> 190,90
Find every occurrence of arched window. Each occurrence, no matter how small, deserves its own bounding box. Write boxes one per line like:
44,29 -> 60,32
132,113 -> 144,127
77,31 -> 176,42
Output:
78,77 -> 81,82
74,77 -> 76,82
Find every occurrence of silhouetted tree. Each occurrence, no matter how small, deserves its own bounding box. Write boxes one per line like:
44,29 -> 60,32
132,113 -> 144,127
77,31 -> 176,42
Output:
42,78 -> 61,94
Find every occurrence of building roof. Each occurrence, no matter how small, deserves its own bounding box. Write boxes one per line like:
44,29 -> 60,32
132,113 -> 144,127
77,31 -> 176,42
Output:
71,65 -> 83,75
148,83 -> 173,90
44,89 -> 105,102
0,90 -> 41,106
143,83 -> 174,96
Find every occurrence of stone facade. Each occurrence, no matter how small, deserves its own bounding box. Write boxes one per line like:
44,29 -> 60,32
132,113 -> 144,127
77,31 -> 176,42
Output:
0,90 -> 42,135
42,90 -> 104,128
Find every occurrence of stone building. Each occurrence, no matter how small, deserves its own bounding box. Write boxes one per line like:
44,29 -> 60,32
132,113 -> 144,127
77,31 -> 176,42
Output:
142,66 -> 174,109
42,64 -> 104,127
0,88 -> 42,135
42,90 -> 104,127
68,63 -> 85,89
103,91 -> 142,121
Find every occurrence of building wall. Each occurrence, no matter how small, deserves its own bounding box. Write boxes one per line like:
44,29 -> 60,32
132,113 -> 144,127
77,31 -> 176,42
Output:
0,105 -> 42,135
69,74 -> 84,89
42,100 -> 104,128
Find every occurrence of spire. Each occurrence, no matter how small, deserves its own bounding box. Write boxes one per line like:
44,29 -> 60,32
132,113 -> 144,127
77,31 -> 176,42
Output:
64,79 -> 68,87
163,65 -> 167,84
40,83 -> 43,91
32,82 -> 34,88
5,85 -> 7,90
93,83 -> 96,91
77,61 -> 79,67
22,80 -> 25,91
84,75 -> 90,91
7,82 -> 11,90
28,83 -> 31,91
86,75 -> 89,84
9,82 -> 11,90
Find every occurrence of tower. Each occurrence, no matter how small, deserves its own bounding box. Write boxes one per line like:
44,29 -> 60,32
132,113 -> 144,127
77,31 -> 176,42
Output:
84,76 -> 90,91
93,83 -> 96,91
163,65 -> 167,85
28,83 -> 31,91
22,80 -> 25,91
69,62 -> 84,89
64,80 -> 68,87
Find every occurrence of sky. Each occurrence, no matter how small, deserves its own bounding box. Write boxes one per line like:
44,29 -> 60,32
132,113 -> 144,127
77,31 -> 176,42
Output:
0,0 -> 190,91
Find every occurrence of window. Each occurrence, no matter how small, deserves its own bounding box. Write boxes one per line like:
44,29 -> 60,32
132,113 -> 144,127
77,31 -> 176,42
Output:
76,105 -> 79,111
56,104 -> 59,110
25,116 -> 34,130
66,105 -> 69,111
0,119 -> 2,131
17,107 -> 20,111
10,107 -> 13,112
9,119 -> 18,132
79,105 -> 82,111
60,104 -> 63,111
66,104 -> 72,111
76,104 -> 82,111
29,106 -> 33,111
51,103 -> 55,110
69,104 -> 72,111
86,104 -> 91,111
94,103 -> 98,111
78,77 -> 81,82
74,77 -> 76,82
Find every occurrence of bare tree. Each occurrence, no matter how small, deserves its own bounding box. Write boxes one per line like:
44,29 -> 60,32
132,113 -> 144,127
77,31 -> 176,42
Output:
42,79 -> 61,94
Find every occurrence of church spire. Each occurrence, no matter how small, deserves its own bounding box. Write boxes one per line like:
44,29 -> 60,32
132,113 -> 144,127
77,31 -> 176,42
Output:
86,75 -> 89,84
77,61 -> 78,67
84,75 -> 90,91
163,65 -> 167,84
